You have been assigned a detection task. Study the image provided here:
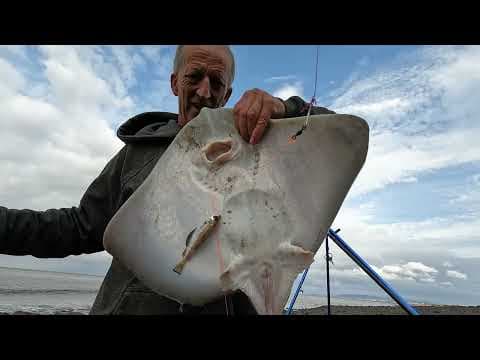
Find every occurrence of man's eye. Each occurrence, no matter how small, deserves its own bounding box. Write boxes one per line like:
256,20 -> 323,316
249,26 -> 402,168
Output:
211,79 -> 225,89
186,73 -> 202,81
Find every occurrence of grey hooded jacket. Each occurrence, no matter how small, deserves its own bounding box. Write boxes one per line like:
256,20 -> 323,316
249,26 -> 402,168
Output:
0,96 -> 335,315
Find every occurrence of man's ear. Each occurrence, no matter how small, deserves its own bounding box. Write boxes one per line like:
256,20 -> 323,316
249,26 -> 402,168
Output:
170,73 -> 179,96
221,87 -> 233,106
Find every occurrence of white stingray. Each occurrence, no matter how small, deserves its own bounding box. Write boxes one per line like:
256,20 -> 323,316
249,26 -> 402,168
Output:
103,108 -> 369,314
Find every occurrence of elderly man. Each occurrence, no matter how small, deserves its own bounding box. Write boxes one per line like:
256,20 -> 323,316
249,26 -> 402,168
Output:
0,45 -> 335,314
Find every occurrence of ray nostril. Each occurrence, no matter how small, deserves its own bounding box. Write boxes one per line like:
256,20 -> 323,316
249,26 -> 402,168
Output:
204,140 -> 233,163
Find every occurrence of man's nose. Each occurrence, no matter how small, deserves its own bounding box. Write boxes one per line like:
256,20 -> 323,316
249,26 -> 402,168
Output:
196,76 -> 211,99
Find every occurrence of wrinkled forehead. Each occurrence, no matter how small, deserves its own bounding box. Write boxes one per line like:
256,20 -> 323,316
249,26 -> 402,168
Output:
181,45 -> 232,73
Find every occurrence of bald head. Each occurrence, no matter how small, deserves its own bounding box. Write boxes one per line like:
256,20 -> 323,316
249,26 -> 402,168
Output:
173,45 -> 235,86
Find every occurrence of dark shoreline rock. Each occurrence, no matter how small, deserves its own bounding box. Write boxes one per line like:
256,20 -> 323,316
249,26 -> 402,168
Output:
292,305 -> 480,315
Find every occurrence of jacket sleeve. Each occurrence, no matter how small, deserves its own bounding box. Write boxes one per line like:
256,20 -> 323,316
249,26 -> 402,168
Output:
280,95 -> 336,117
0,146 -> 127,258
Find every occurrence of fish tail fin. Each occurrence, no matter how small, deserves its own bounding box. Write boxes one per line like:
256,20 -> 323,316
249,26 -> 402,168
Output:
173,260 -> 186,275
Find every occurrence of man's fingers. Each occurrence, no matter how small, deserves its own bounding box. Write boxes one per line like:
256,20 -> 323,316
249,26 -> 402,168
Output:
233,93 -> 250,142
234,89 -> 276,144
239,111 -> 249,142
250,106 -> 271,145
233,93 -> 245,133
246,95 -> 263,140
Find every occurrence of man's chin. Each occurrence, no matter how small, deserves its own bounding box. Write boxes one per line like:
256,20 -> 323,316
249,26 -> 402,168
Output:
188,108 -> 201,120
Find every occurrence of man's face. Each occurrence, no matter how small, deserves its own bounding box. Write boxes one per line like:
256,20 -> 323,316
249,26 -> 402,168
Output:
171,46 -> 233,127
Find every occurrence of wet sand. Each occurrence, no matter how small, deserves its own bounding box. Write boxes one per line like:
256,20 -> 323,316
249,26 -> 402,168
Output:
0,310 -> 85,315
292,305 -> 480,315
1,305 -> 480,315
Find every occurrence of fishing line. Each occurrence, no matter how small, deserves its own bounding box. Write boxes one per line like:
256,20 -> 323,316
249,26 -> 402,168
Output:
288,45 -> 320,143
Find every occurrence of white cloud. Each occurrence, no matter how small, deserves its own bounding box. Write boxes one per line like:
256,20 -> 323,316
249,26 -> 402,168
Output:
108,46 -> 144,91
273,81 -> 305,100
0,45 -> 29,59
327,46 -> 480,197
428,46 -> 480,126
138,45 -> 174,77
0,58 -> 26,96
265,75 -> 297,83
371,262 -> 438,283
39,45 -> 135,112
350,128 -> 480,197
0,57 -> 124,212
331,203 -> 480,260
290,194 -> 480,304
446,270 -> 468,280
447,173 -> 480,214
294,46 -> 480,305
145,79 -> 178,114
339,97 -> 411,118
0,45 -> 176,212
0,45 -> 175,274
300,51 -> 480,299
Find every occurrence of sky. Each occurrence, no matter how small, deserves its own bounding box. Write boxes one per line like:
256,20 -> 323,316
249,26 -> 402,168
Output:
0,45 -> 479,306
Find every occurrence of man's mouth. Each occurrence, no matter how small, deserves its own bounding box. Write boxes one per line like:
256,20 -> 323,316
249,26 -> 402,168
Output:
191,103 -> 214,111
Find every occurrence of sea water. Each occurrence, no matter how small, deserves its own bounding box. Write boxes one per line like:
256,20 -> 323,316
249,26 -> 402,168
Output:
0,267 -> 103,314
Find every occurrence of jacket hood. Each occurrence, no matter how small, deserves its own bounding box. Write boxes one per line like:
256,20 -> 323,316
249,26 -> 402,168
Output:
117,112 -> 181,144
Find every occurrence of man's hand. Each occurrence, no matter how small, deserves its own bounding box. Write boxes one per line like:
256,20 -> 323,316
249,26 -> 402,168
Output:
233,88 -> 286,145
